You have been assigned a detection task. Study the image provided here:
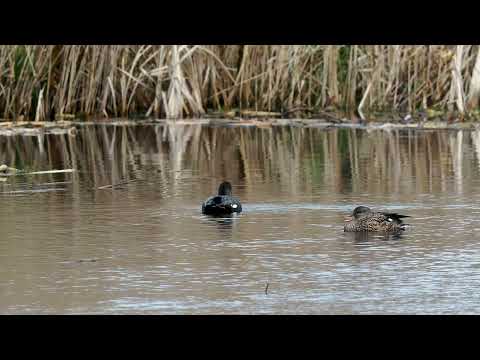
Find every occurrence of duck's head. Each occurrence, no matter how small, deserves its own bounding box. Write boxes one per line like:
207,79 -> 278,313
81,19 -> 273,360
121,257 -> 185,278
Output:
218,181 -> 233,196
345,206 -> 371,222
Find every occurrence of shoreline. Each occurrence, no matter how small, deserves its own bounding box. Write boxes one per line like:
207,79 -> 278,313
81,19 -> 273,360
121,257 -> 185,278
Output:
0,117 -> 479,136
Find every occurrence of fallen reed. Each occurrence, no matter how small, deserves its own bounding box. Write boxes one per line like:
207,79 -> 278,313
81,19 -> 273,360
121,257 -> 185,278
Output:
0,45 -> 479,121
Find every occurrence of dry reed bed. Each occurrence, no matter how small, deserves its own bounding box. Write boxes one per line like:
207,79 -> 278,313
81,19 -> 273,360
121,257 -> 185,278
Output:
1,45 -> 480,122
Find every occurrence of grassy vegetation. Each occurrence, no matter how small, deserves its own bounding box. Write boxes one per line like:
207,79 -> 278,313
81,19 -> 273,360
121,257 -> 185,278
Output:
1,45 -> 479,121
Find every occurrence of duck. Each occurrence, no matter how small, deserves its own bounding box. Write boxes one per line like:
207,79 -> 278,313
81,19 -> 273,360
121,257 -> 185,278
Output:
202,181 -> 242,216
344,206 -> 410,232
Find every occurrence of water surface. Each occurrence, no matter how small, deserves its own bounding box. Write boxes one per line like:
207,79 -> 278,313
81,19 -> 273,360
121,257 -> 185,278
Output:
1,123 -> 480,314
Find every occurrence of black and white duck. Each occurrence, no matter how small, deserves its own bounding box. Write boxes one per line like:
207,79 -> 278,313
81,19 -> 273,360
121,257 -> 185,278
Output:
202,181 -> 242,216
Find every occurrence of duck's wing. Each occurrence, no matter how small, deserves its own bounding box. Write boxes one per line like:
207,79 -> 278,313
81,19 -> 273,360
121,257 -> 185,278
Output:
202,195 -> 242,213
203,195 -> 221,206
380,212 -> 410,224
219,196 -> 242,212
203,196 -> 224,210
361,212 -> 408,232
357,213 -> 390,231
354,212 -> 402,231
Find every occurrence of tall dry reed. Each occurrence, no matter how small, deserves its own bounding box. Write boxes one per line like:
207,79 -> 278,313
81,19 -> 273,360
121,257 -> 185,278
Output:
0,45 -> 479,121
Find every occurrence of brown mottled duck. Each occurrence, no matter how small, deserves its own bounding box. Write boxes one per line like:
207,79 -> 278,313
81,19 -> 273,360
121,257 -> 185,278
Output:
344,206 -> 410,232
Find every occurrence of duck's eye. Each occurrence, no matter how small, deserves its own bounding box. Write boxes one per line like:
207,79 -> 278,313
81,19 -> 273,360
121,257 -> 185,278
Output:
387,218 -> 393,222
232,204 -> 238,208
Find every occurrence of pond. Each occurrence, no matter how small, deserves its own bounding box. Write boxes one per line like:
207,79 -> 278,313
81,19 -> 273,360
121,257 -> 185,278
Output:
1,123 -> 480,314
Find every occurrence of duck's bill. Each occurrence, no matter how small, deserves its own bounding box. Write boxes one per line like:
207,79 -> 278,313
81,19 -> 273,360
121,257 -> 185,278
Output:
344,215 -> 353,222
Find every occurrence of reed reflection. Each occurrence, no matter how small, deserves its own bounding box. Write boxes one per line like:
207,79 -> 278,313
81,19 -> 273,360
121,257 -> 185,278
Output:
0,124 -> 479,197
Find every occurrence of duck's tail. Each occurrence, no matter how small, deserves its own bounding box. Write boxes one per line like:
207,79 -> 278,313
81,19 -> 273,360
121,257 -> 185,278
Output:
384,212 -> 411,224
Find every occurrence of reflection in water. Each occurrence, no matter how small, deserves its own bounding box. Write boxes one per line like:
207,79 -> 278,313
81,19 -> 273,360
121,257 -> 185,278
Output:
1,123 -> 480,314
204,215 -> 236,239
346,231 -> 404,244
1,125 -> 480,196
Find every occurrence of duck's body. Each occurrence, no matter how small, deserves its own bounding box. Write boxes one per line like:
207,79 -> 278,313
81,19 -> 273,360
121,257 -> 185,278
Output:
344,206 -> 409,232
202,182 -> 242,216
